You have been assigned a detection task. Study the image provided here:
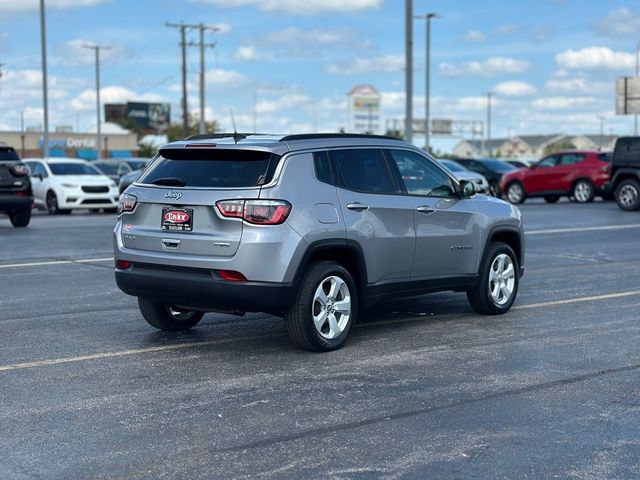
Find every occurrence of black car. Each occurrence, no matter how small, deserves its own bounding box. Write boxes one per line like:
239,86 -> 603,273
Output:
455,158 -> 516,196
93,158 -> 150,182
0,146 -> 33,227
609,137 -> 640,211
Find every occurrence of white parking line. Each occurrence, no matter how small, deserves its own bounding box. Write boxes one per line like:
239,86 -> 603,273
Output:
514,290 -> 640,310
1,289 -> 638,373
0,257 -> 113,269
527,224 -> 640,235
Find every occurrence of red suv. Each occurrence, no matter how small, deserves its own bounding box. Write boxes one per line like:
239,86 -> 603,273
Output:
500,151 -> 611,204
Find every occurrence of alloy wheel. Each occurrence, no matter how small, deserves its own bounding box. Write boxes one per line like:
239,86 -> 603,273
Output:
312,275 -> 352,339
618,184 -> 638,208
573,181 -> 592,203
507,184 -> 523,204
489,254 -> 516,306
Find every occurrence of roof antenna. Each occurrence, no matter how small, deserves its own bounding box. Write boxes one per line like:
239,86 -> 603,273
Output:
229,108 -> 240,144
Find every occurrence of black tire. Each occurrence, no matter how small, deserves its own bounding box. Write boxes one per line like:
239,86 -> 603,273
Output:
467,242 -> 519,315
489,181 -> 501,197
284,261 -> 358,352
9,207 -> 31,227
46,191 -> 61,215
543,195 -> 560,204
505,181 -> 526,204
137,297 -> 205,332
614,179 -> 640,211
572,179 -> 595,203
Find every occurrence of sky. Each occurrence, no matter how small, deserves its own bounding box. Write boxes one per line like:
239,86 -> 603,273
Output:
0,0 -> 639,152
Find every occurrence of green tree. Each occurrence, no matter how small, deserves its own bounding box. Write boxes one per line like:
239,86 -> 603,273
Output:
137,142 -> 157,157
166,120 -> 221,142
543,139 -> 575,156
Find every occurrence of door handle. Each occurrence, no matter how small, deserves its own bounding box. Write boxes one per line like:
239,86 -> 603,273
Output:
346,202 -> 369,212
162,238 -> 181,249
416,205 -> 436,214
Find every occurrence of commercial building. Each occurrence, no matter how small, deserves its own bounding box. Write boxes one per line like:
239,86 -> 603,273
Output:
0,123 -> 139,159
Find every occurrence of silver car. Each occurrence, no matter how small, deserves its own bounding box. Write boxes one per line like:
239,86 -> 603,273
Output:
114,134 -> 524,351
439,159 -> 490,193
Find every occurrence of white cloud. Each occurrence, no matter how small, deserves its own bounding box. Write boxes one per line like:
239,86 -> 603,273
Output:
594,7 -> 640,38
556,47 -> 634,71
494,81 -> 537,97
255,94 -> 310,114
212,23 -> 232,34
234,46 -> 259,62
70,86 -> 163,111
326,55 -> 404,75
261,27 -> 357,47
462,30 -> 486,43
0,0 -> 109,12
494,24 -> 518,35
206,68 -> 249,86
189,0 -> 382,15
439,57 -> 530,77
58,38 -> 124,66
531,96 -> 597,110
530,25 -> 552,43
545,78 -> 611,95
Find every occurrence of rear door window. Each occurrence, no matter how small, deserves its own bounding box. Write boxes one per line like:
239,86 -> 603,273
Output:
558,153 -> 585,165
139,149 -> 279,188
329,149 -> 398,194
0,147 -> 19,161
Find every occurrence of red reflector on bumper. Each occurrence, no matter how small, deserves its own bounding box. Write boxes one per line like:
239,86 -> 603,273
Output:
217,270 -> 247,281
115,260 -> 133,270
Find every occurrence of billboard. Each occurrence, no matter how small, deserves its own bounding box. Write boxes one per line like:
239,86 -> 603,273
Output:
616,77 -> 640,115
105,102 -> 171,134
348,84 -> 381,133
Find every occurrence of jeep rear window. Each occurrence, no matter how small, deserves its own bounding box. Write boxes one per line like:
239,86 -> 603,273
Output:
139,149 -> 278,188
0,147 -> 20,161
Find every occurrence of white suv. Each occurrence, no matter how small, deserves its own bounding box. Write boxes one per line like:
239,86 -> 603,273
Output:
23,158 -> 119,214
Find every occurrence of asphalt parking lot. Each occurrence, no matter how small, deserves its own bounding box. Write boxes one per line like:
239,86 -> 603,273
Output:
1,199 -> 639,479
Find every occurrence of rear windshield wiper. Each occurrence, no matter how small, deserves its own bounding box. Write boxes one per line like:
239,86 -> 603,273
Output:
151,177 -> 187,187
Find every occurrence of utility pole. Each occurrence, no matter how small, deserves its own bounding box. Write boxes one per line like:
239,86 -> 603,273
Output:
83,44 -> 110,158
187,24 -> 219,135
414,12 -> 439,153
39,0 -> 50,158
635,40 -> 639,135
486,92 -> 493,156
598,115 -> 605,150
405,0 -> 413,143
166,22 -> 192,138
20,111 -> 25,157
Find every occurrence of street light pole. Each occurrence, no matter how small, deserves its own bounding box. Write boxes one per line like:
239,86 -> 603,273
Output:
83,44 -> 110,158
414,13 -> 438,153
635,40 -> 639,135
486,92 -> 493,156
39,0 -> 50,158
405,0 -> 413,143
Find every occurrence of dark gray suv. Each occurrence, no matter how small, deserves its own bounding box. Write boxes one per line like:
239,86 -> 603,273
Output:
114,134 -> 525,351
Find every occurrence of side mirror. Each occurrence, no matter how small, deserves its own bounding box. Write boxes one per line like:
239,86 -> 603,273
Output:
460,180 -> 475,197
33,173 -> 43,181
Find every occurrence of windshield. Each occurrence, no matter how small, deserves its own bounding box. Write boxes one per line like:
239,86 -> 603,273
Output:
95,164 -> 119,175
440,160 -> 467,173
125,160 -> 148,170
139,150 -> 277,188
49,163 -> 102,176
482,160 -> 516,173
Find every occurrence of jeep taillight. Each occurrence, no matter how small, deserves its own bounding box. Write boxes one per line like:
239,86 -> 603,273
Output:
10,165 -> 29,177
118,193 -> 137,214
216,199 -> 292,225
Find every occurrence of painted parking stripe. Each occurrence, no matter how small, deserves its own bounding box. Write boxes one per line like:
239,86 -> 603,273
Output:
527,224 -> 640,235
1,289 -> 639,373
0,257 -> 113,269
514,290 -> 640,310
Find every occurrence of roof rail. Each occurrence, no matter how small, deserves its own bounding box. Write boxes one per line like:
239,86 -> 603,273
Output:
280,133 -> 403,142
185,133 -> 258,141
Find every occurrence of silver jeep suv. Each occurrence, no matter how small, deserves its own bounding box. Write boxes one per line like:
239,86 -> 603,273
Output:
114,133 -> 524,351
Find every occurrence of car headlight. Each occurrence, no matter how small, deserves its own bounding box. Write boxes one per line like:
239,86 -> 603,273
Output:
61,183 -> 78,188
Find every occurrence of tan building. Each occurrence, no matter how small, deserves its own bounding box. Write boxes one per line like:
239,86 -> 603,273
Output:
453,134 -> 618,160
0,127 -> 139,159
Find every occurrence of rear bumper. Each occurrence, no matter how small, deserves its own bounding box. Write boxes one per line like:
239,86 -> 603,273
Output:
115,263 -> 297,314
0,194 -> 32,211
